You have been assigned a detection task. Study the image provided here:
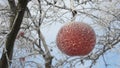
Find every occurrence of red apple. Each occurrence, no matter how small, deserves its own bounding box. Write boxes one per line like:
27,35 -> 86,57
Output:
16,31 -> 25,39
56,22 -> 96,56
19,57 -> 25,62
20,31 -> 24,36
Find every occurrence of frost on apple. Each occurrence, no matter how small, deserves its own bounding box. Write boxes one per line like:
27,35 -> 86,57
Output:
56,22 -> 96,56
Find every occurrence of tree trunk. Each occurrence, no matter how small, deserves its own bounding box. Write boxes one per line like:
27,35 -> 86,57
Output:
0,0 -> 28,68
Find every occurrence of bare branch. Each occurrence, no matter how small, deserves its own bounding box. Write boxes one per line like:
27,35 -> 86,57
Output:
0,0 -> 28,68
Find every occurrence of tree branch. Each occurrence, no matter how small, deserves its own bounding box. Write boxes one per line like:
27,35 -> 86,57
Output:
7,0 -> 17,29
0,0 -> 28,68
8,0 -> 16,13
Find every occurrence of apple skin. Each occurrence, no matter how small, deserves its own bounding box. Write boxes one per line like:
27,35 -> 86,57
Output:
19,31 -> 24,37
56,22 -> 96,56
16,31 -> 24,39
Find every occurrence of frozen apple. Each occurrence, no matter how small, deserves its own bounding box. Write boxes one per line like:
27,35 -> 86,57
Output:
56,22 -> 96,56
